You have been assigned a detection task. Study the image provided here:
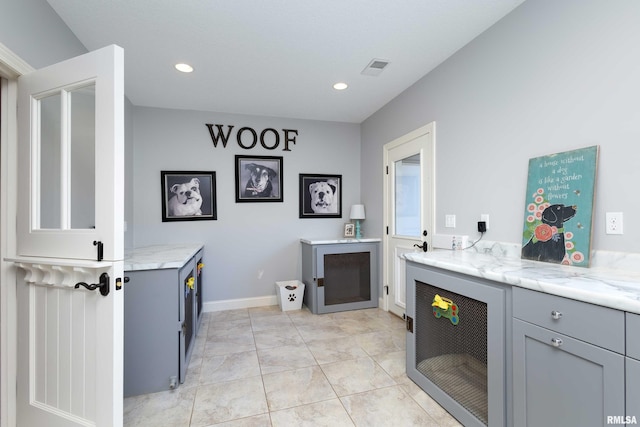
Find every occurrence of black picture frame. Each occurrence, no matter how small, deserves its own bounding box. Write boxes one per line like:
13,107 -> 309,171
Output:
299,174 -> 342,218
235,155 -> 284,203
161,171 -> 217,222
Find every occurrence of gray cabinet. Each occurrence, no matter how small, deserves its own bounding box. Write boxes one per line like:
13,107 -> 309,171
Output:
124,247 -> 203,397
627,313 -> 640,422
405,262 -> 508,427
512,288 -> 625,427
301,241 -> 378,314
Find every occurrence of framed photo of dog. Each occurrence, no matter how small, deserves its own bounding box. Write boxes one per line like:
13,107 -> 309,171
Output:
235,155 -> 283,203
299,174 -> 342,218
161,171 -> 217,222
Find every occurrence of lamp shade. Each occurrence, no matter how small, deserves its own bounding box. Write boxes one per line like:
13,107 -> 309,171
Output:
350,204 -> 366,220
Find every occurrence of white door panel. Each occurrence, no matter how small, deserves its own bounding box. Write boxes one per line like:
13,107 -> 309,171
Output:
384,123 -> 435,318
17,45 -> 124,261
10,45 -> 124,427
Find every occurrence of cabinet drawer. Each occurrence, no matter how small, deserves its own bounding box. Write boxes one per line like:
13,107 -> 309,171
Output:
627,313 -> 640,360
513,287 -> 624,353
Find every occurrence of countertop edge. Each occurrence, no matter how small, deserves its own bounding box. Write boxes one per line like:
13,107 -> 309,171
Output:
405,250 -> 640,315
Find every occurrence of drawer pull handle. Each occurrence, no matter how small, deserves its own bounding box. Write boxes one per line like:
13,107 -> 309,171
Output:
551,337 -> 563,347
551,310 -> 563,320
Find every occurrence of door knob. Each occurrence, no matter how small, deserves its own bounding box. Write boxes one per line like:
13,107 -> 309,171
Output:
413,242 -> 428,252
74,272 -> 110,296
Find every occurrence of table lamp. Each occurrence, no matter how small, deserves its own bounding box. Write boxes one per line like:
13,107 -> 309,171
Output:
350,204 -> 366,239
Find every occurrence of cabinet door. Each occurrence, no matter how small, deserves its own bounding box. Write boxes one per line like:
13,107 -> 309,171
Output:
513,319 -> 624,427
628,358 -> 640,421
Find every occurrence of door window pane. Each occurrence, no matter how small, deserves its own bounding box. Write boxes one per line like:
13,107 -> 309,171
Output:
39,93 -> 62,229
395,154 -> 421,237
69,85 -> 96,229
36,84 -> 96,230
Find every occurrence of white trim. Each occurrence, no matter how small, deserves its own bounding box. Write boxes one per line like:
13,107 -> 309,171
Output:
203,295 -> 278,312
0,42 -> 34,77
0,42 -> 31,427
382,122 -> 436,315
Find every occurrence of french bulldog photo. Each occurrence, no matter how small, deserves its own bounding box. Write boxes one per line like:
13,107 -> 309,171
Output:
168,177 -> 203,216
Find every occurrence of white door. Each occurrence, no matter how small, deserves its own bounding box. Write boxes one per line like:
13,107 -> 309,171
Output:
383,123 -> 434,318
12,45 -> 124,427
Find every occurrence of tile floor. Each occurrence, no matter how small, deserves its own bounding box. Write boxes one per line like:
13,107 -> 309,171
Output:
124,306 -> 462,427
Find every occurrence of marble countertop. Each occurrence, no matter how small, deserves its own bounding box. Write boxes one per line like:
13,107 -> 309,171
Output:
124,243 -> 203,271
301,238 -> 381,245
405,247 -> 640,314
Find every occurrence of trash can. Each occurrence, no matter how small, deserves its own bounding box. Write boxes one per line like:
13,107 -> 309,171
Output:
275,280 -> 305,311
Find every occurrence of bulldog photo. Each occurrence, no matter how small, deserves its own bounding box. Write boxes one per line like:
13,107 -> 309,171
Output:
168,177 -> 203,216
161,171 -> 217,222
309,179 -> 338,213
299,174 -> 342,218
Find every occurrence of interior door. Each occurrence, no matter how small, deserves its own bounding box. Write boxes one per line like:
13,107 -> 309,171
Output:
384,123 -> 434,318
12,45 -> 124,427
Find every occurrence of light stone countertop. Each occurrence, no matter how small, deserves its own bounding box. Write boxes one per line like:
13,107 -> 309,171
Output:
124,243 -> 204,271
405,243 -> 640,314
300,238 -> 381,245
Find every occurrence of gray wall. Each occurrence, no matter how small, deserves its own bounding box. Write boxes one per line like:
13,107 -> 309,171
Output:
0,0 -> 86,69
131,107 -> 361,302
362,0 -> 640,254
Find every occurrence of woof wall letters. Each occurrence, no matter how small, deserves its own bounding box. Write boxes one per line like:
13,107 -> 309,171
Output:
206,123 -> 298,151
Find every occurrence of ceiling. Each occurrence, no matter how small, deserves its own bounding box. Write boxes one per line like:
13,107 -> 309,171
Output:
46,0 -> 525,123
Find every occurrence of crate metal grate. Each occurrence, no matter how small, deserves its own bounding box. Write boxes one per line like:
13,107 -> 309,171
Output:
415,280 -> 488,425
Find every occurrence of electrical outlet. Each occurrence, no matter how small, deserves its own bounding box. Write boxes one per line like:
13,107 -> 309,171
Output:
445,214 -> 456,228
480,214 -> 490,230
451,235 -> 468,250
606,212 -> 623,235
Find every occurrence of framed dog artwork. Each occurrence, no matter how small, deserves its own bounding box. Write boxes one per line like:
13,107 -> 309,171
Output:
299,174 -> 342,218
521,146 -> 599,267
235,155 -> 283,203
161,171 -> 217,222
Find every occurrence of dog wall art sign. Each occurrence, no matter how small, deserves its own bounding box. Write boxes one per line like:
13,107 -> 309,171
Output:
521,146 -> 599,267
235,155 -> 283,203
299,174 -> 342,218
206,123 -> 298,152
161,171 -> 217,222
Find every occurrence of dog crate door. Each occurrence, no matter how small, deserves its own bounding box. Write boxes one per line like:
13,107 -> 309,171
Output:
315,243 -> 376,312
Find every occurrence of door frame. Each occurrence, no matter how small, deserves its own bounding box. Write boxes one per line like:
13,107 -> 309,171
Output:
382,122 -> 436,313
0,42 -> 34,427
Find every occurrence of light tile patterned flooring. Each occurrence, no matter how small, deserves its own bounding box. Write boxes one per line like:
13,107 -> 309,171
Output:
124,306 -> 462,427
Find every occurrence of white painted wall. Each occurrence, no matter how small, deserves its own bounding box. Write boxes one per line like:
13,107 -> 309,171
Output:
131,107 -> 361,302
362,0 -> 640,254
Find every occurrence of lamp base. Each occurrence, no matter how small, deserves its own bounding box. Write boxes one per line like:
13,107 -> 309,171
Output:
355,220 -> 362,239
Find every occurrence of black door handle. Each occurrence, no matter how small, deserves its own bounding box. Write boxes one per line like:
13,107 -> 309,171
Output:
74,272 -> 110,296
413,242 -> 428,252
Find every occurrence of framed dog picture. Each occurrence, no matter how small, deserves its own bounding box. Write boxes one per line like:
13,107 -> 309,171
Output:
161,171 -> 217,222
344,223 -> 355,238
521,146 -> 598,267
299,174 -> 342,218
235,155 -> 283,203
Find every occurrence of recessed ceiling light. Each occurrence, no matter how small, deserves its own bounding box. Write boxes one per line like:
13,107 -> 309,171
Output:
333,82 -> 348,91
175,63 -> 194,73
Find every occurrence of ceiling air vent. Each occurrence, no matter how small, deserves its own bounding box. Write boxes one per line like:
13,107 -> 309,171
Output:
361,58 -> 390,76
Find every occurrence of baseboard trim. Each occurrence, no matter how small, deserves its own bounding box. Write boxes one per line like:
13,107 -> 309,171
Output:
203,295 -> 278,312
